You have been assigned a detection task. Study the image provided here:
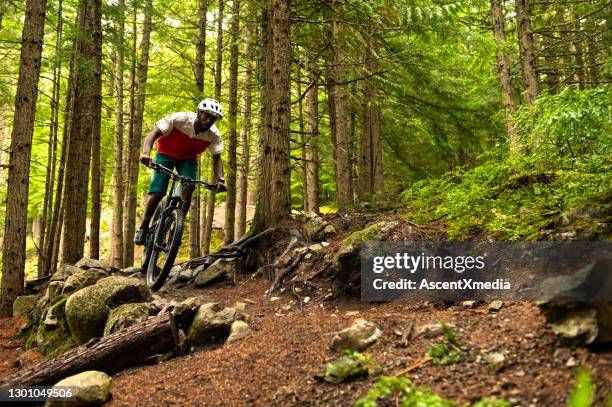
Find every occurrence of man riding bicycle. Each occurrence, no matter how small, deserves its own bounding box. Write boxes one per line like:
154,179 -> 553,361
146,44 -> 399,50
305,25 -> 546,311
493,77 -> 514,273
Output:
134,98 -> 227,245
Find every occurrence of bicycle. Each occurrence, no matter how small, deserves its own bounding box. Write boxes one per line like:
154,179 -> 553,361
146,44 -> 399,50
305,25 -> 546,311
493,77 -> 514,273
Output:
140,162 -> 218,291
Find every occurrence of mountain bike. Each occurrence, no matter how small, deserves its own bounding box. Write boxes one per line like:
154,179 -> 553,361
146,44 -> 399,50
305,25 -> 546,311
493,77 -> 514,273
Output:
141,162 -> 217,291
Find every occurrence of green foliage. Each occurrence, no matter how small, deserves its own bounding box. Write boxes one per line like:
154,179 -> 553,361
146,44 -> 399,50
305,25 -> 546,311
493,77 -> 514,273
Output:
322,350 -> 381,383
426,322 -> 464,365
402,87 -> 612,239
567,367 -> 595,407
355,376 -> 513,407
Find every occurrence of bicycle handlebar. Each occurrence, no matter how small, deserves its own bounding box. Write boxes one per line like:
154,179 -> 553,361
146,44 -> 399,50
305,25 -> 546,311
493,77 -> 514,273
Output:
144,161 -> 217,191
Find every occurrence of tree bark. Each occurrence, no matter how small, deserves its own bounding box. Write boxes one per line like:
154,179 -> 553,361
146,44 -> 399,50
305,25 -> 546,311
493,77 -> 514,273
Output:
304,55 -> 319,213
490,0 -> 518,145
61,0 -> 102,265
252,0 -> 292,233
0,0 -> 48,316
110,0 -> 126,269
202,0 -> 226,253
89,67 -> 103,260
0,312 -> 177,388
224,0 -> 240,245
326,16 -> 353,211
39,0 -> 63,277
235,21 -> 254,241
123,6 -> 138,267
515,0 -> 539,104
124,0 -> 152,266
191,0 -> 208,258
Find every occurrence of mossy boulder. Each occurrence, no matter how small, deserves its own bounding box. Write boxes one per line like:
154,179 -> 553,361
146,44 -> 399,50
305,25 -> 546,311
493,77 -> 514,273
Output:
26,298 -> 76,358
13,295 -> 37,317
103,303 -> 150,336
187,303 -> 244,345
65,276 -> 151,345
62,268 -> 110,296
47,281 -> 65,304
172,296 -> 205,329
333,221 -> 398,294
540,301 -> 612,345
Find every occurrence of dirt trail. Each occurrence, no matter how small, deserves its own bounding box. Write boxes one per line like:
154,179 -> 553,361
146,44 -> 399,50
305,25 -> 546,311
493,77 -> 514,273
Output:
107,278 -> 611,406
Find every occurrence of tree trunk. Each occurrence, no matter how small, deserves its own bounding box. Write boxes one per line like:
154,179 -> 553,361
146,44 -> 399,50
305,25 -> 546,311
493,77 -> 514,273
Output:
0,0 -> 47,316
191,0 -> 208,258
235,21 -> 254,241
61,0 -> 102,265
89,76 -> 103,260
110,0 -> 125,269
123,6 -> 138,267
304,55 -> 319,213
0,312 -> 177,387
124,0 -> 152,266
224,0 -> 240,245
39,0 -> 63,277
515,0 -> 539,104
252,0 -> 292,233
326,16 -> 353,211
490,0 -> 518,145
296,62 -> 307,210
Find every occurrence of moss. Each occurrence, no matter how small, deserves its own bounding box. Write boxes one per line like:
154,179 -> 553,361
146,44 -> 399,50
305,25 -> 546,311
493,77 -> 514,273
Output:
340,221 -> 397,251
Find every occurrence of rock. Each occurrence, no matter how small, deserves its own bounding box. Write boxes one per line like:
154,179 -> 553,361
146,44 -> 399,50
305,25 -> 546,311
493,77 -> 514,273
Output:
28,298 -> 75,357
548,307 -> 599,345
103,303 -> 150,336
304,217 -> 336,242
75,258 -> 113,273
462,301 -> 477,308
13,295 -> 38,317
416,322 -> 457,339
62,269 -> 110,296
174,268 -> 193,284
330,319 -> 381,352
172,297 -> 205,329
333,221 -> 398,294
226,320 -> 251,345
47,281 -> 65,304
46,371 -> 112,407
488,301 -> 503,311
187,303 -> 243,345
308,243 -> 324,253
566,357 -> 578,367
193,259 -> 235,287
553,347 -> 572,361
270,296 -> 280,302
483,351 -> 505,365
540,301 -> 612,345
233,302 -> 247,311
51,265 -> 81,282
117,267 -> 141,276
65,277 -> 151,344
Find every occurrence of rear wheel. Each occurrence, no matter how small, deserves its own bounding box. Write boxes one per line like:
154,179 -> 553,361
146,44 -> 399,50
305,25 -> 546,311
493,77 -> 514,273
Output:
146,207 -> 185,290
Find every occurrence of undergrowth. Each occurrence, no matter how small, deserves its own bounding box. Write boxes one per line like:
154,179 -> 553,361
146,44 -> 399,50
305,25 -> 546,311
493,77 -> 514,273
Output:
401,86 -> 611,239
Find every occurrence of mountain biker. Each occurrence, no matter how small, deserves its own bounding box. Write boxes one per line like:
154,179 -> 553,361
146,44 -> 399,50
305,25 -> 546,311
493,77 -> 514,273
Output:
134,98 -> 227,245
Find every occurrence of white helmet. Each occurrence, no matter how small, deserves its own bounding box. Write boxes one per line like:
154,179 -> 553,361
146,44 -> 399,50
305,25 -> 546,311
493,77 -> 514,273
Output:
197,98 -> 224,119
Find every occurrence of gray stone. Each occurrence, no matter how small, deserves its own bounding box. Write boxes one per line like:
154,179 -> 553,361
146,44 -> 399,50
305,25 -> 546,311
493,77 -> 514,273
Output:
75,258 -> 113,273
333,221 -> 398,294
549,307 -> 599,345
416,322 -> 457,339
103,303 -> 150,336
304,217 -> 332,242
193,259 -> 235,287
51,264 -> 81,282
62,269 -> 110,296
65,276 -> 151,344
462,301 -> 477,308
330,319 -> 381,352
13,295 -> 37,317
226,320 -> 251,345
46,371 -> 112,407
117,267 -> 141,276
187,303 -> 243,345
47,281 -> 65,304
172,297 -> 205,328
540,301 -> 612,345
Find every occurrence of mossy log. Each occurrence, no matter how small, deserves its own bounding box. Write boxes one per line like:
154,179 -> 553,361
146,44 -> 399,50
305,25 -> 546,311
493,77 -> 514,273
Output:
1,312 -> 177,388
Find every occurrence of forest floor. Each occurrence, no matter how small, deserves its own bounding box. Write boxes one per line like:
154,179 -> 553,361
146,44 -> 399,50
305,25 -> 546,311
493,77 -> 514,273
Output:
1,213 -> 611,406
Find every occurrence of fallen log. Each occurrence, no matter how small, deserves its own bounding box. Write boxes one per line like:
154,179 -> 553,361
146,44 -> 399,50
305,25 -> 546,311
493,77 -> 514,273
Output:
0,312 -> 177,388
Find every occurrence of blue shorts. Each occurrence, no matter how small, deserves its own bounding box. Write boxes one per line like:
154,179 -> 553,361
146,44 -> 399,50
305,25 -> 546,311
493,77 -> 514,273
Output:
148,152 -> 198,194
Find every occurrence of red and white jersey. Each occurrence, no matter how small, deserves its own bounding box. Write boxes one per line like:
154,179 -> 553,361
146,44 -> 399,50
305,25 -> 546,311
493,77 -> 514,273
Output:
155,112 -> 223,160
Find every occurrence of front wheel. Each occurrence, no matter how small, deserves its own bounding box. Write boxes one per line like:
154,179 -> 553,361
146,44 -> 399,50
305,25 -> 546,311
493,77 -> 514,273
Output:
146,207 -> 185,290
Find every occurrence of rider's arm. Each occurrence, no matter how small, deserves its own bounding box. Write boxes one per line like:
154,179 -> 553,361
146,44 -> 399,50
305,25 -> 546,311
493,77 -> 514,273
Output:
140,127 -> 163,165
212,153 -> 225,183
